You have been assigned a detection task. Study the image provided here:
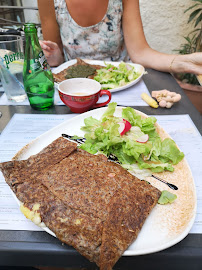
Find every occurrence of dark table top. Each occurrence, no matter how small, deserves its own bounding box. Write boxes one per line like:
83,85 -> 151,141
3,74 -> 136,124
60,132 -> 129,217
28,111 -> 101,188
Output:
0,68 -> 202,270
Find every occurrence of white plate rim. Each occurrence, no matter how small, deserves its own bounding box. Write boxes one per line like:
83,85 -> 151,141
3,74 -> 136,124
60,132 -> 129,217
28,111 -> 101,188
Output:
11,106 -> 197,256
52,59 -> 145,93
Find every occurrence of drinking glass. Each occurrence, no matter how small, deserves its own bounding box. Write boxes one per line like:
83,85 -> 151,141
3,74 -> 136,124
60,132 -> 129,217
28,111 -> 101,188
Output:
0,35 -> 27,102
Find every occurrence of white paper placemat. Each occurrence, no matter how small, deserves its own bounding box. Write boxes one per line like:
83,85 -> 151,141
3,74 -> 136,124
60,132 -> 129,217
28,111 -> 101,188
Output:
0,80 -> 150,107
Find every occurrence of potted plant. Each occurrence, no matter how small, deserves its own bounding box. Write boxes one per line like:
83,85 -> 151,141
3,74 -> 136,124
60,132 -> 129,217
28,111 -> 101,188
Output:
174,0 -> 202,113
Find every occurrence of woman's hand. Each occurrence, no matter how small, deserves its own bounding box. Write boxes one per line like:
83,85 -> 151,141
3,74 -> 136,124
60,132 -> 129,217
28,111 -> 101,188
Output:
122,0 -> 202,76
171,52 -> 202,75
39,40 -> 64,67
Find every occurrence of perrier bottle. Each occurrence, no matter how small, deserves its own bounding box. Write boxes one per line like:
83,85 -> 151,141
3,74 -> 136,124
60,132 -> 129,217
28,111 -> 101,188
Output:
23,23 -> 54,110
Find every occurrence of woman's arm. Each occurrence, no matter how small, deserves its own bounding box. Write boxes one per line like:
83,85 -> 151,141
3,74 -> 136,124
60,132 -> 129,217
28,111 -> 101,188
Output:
37,0 -> 64,66
122,0 -> 202,75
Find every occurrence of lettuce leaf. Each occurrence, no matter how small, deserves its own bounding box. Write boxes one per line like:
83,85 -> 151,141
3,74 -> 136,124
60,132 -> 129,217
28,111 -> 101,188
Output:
94,62 -> 141,89
158,190 -> 177,204
80,103 -> 184,173
159,138 -> 184,164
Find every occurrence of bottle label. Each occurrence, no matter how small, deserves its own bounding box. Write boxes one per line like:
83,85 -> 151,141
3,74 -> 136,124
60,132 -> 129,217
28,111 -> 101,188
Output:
29,51 -> 51,72
4,51 -> 24,69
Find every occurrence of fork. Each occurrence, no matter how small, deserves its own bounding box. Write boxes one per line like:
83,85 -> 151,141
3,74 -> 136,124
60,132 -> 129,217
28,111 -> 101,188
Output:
62,133 -> 178,190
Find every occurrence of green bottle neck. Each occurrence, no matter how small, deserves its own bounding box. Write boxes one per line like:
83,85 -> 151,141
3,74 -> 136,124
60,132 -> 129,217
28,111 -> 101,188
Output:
24,23 -> 37,33
25,32 -> 40,47
24,23 -> 40,48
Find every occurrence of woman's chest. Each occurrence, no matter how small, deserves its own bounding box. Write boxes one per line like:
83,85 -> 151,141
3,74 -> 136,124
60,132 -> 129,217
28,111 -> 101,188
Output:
65,0 -> 109,27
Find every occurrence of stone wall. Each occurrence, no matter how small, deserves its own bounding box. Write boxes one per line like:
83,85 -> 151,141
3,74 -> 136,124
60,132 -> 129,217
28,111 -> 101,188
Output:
22,0 -> 39,25
139,0 -> 194,53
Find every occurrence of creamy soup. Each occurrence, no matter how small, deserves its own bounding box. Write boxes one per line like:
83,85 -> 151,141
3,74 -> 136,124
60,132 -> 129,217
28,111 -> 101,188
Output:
73,92 -> 92,96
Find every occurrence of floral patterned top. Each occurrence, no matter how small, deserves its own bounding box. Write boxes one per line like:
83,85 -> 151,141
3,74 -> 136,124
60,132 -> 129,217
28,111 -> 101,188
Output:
54,0 -> 128,61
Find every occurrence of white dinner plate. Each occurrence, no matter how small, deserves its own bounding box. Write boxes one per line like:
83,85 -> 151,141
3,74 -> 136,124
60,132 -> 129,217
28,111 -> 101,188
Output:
12,107 -> 197,256
52,59 -> 145,93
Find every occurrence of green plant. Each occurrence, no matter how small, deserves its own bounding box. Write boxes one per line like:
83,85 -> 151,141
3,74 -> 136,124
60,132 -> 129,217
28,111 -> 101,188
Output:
175,0 -> 202,85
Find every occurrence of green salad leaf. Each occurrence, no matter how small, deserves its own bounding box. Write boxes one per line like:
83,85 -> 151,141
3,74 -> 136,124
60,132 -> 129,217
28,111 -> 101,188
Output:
79,103 -> 184,174
94,62 -> 141,89
158,190 -> 177,205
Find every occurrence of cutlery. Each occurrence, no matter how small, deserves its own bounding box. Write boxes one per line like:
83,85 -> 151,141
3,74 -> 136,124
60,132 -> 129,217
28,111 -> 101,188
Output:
62,134 -> 86,144
62,133 -> 178,190
151,174 -> 178,190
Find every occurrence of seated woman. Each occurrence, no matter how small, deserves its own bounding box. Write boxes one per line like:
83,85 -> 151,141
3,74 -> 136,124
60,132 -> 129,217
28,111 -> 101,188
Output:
37,0 -> 202,77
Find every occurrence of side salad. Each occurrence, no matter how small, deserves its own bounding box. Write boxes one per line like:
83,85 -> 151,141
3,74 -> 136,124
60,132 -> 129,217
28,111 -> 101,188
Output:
79,103 -> 184,176
94,62 -> 141,89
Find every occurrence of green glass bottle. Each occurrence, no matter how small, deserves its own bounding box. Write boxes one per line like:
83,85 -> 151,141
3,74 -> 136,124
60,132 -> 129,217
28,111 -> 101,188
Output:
23,23 -> 54,110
